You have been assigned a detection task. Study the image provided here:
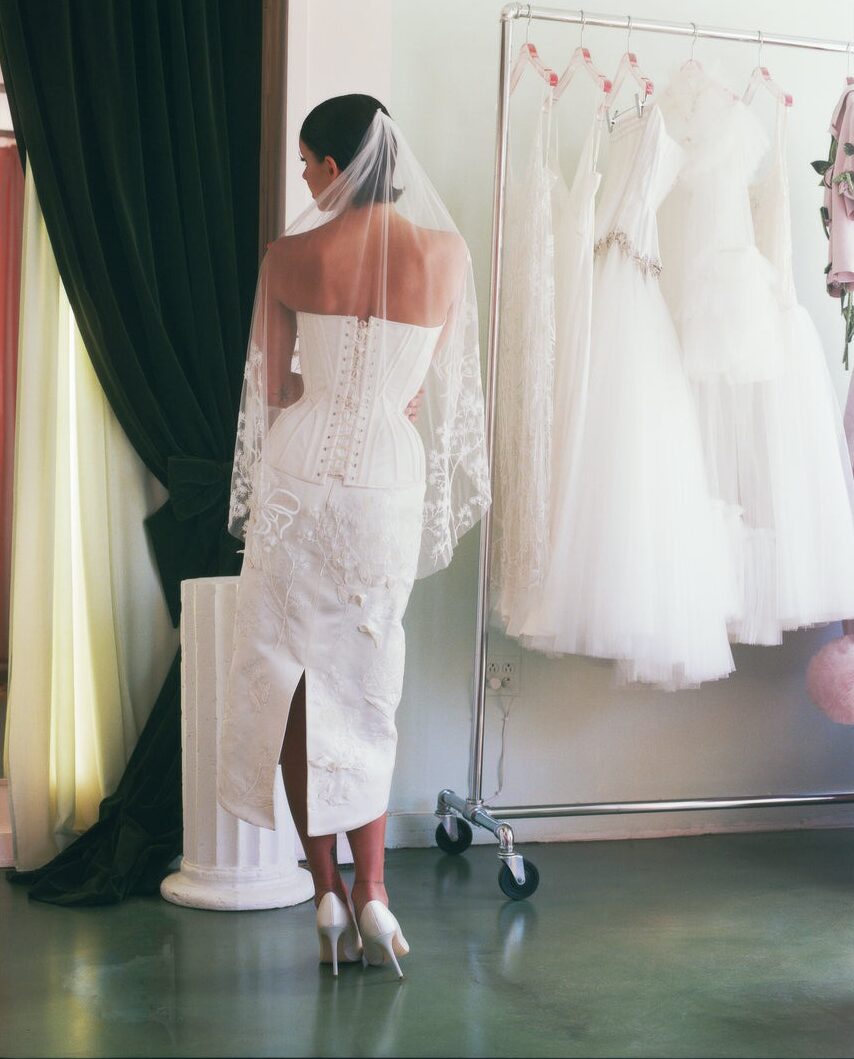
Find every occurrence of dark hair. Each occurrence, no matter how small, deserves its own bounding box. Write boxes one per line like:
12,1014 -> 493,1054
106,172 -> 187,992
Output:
300,93 -> 402,205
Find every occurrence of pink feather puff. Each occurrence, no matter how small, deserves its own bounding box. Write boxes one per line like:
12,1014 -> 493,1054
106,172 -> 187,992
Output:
806,634 -> 854,725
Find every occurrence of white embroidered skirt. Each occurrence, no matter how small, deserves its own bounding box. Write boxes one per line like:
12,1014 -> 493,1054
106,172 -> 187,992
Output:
218,462 -> 426,835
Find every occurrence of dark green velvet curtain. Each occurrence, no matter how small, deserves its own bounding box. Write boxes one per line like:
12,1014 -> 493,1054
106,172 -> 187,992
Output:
0,0 -> 261,904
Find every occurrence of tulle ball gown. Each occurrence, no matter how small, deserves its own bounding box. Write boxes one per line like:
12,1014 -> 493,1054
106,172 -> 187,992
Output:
659,63 -> 854,644
524,101 -> 735,690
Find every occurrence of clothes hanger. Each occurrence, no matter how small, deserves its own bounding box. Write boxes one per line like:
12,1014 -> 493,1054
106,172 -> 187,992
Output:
553,11 -> 612,102
509,42 -> 559,93
679,22 -> 702,72
607,16 -> 654,130
743,31 -> 793,107
846,42 -> 854,87
509,9 -> 558,94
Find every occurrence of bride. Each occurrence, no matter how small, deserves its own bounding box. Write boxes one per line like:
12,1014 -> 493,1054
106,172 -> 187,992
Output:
218,95 -> 490,978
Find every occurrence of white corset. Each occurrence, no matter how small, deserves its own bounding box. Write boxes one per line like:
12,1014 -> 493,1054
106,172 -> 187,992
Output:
264,312 -> 443,488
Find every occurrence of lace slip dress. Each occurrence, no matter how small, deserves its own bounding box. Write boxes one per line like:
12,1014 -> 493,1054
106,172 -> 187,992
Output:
511,102 -> 604,651
491,85 -> 558,635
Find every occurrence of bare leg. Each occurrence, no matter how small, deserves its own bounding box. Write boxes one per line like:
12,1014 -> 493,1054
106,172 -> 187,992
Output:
347,813 -> 388,922
280,672 -> 347,908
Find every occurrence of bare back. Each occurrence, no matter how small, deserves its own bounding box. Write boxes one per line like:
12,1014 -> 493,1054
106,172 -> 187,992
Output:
269,208 -> 466,329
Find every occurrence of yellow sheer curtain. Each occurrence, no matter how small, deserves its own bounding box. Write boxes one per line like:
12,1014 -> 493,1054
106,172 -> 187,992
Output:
4,163 -> 178,869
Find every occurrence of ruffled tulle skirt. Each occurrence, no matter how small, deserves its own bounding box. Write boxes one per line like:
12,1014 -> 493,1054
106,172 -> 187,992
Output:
674,240 -> 786,643
772,303 -> 854,629
676,244 -> 854,643
678,246 -> 785,384
514,247 -> 735,690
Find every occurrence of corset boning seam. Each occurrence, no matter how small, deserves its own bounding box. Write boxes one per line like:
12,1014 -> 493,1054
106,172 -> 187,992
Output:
328,318 -> 369,479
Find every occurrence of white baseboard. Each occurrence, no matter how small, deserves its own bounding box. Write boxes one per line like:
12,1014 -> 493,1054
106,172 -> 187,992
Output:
0,779 -> 13,868
4,793 -> 847,877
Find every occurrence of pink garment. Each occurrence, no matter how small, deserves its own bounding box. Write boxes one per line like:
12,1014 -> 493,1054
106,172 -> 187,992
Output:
845,373 -> 854,638
0,143 -> 23,668
828,88 -> 854,613
825,85 -> 854,296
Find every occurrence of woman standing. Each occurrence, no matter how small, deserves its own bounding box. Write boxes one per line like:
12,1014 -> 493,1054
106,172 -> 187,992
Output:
218,95 -> 490,977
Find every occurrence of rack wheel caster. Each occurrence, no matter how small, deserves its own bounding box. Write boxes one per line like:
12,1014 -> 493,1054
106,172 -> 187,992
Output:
498,858 -> 539,900
434,818 -> 473,855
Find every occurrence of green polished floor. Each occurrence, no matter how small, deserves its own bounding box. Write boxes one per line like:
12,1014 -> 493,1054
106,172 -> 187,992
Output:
3,829 -> 854,1058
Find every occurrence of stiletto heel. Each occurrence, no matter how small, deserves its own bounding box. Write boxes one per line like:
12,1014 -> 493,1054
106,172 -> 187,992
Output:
316,892 -> 362,975
318,920 -> 346,976
359,900 -> 409,979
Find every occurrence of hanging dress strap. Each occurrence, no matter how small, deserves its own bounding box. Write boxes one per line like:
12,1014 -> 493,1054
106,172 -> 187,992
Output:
772,98 -> 796,304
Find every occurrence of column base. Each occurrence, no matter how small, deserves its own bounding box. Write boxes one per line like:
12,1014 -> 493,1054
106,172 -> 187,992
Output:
161,857 -> 315,911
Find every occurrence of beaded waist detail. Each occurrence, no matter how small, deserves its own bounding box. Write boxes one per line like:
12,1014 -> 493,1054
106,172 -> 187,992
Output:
594,228 -> 662,279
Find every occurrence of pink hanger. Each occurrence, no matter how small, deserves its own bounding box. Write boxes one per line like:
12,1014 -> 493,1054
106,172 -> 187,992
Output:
510,42 -> 559,93
743,67 -> 794,107
554,12 -> 612,101
611,52 -> 654,101
743,33 -> 793,107
607,18 -> 654,128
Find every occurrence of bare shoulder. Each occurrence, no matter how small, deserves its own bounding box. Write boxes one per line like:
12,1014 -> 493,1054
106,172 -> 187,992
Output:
267,230 -> 314,265
433,230 -> 468,296
413,224 -> 466,259
262,232 -> 316,304
436,228 -> 467,267
407,224 -> 468,287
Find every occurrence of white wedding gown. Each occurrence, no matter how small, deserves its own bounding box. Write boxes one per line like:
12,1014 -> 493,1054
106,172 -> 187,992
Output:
219,312 -> 439,835
510,102 -> 603,650
492,86 -> 558,635
658,65 -> 788,645
524,104 -> 734,689
750,102 -> 854,628
659,64 -> 854,642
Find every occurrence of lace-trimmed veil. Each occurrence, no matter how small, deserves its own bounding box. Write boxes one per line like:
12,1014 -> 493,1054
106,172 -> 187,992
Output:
227,107 -> 491,578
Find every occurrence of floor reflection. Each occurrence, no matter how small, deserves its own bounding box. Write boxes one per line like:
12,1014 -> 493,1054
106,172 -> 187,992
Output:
497,897 -> 539,974
54,908 -> 180,1051
432,849 -> 472,898
310,964 -> 408,1054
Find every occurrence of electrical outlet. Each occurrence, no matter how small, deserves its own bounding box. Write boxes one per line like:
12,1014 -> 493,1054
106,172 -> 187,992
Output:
486,654 -> 520,695
499,659 -> 519,695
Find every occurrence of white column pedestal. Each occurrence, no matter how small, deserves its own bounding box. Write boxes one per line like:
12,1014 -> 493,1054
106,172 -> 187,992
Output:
161,576 -> 314,911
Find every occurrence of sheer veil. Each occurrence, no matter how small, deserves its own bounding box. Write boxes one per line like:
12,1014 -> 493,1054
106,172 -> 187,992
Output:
227,108 -> 491,579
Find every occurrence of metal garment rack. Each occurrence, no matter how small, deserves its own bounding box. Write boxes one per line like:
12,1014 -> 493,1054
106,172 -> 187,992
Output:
434,3 -> 854,900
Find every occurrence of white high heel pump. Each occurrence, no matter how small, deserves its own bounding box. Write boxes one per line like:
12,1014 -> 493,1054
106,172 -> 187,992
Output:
358,900 -> 410,979
316,892 -> 363,976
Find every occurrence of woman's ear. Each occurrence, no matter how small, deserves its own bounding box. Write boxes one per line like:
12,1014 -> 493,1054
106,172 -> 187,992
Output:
324,155 -> 341,180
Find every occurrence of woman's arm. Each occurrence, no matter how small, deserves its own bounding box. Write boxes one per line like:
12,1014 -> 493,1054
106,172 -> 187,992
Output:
257,242 -> 304,409
406,234 -> 468,422
266,299 -> 304,408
